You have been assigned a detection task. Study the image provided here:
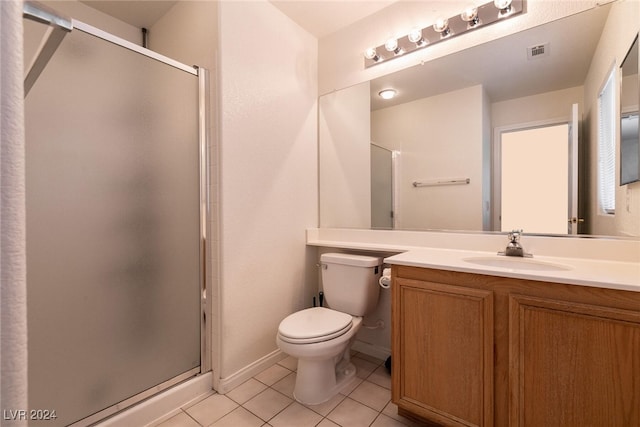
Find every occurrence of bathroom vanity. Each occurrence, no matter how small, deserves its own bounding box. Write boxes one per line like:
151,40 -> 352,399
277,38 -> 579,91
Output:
386,250 -> 640,427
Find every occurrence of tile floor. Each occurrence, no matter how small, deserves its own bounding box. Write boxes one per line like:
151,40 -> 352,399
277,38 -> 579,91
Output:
152,352 -> 422,427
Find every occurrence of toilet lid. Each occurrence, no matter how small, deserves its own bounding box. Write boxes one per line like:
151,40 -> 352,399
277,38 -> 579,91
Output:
278,307 -> 353,343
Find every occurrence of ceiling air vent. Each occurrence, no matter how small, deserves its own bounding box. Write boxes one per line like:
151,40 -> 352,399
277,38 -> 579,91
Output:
527,43 -> 550,60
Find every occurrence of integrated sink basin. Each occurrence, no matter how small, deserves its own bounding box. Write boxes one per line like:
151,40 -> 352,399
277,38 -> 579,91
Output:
463,256 -> 573,272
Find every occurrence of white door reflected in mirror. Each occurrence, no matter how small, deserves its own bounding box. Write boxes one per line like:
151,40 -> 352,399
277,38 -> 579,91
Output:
500,123 -> 570,234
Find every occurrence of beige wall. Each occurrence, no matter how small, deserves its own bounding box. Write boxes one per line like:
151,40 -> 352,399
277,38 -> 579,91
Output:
37,1 -> 141,43
491,86 -> 584,129
319,82 -> 371,228
150,2 -> 217,72
217,0 -> 318,387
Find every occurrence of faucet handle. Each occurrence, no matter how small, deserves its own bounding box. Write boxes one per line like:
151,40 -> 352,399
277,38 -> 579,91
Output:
508,229 -> 523,242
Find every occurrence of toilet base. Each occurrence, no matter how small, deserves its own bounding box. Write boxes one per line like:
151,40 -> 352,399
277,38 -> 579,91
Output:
293,358 -> 357,405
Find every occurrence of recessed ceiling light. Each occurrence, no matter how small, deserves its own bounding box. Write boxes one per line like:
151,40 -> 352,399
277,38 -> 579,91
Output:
378,89 -> 397,100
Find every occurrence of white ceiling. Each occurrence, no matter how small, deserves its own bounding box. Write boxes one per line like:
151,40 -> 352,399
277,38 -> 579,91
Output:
79,0 -> 392,37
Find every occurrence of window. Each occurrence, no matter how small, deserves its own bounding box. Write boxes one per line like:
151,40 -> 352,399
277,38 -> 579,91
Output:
598,69 -> 616,214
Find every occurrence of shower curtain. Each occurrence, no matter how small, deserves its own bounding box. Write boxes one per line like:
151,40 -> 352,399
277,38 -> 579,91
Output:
0,0 -> 28,423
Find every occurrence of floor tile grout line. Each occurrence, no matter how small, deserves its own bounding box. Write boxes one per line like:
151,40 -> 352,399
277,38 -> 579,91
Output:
248,397 -> 295,425
183,409 -> 203,427
166,353 -> 392,427
257,376 -> 392,426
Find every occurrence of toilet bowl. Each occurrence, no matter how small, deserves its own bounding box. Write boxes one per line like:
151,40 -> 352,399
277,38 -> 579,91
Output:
277,307 -> 362,404
276,253 -> 381,405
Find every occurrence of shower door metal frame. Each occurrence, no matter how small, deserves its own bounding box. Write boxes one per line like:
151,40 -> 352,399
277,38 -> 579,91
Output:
23,3 -> 211,425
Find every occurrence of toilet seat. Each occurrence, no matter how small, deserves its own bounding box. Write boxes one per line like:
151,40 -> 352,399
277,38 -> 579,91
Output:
278,307 -> 353,344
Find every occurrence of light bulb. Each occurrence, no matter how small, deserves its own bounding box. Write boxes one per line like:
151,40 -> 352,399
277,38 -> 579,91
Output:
461,7 -> 478,22
494,0 -> 513,13
378,89 -> 397,100
408,28 -> 421,43
384,38 -> 403,55
461,6 -> 480,27
433,18 -> 450,36
385,38 -> 400,53
408,28 -> 426,46
364,47 -> 380,61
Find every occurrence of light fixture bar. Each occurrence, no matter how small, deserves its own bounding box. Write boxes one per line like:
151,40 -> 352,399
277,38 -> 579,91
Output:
364,0 -> 525,68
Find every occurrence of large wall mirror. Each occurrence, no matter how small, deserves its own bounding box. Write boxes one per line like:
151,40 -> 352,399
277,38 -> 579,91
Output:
621,34 -> 639,186
319,0 -> 640,238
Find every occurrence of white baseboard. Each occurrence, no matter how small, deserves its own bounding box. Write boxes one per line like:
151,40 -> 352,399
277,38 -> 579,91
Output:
96,373 -> 213,427
352,340 -> 391,362
215,349 -> 287,394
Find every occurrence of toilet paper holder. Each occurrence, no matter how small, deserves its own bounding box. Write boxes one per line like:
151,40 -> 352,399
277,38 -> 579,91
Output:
379,267 -> 392,289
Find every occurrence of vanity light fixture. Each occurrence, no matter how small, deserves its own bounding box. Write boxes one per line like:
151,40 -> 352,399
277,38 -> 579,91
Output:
378,89 -> 397,100
363,0 -> 525,68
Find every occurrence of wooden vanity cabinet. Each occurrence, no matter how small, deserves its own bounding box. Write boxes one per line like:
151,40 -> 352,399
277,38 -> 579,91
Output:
391,273 -> 494,426
391,265 -> 640,427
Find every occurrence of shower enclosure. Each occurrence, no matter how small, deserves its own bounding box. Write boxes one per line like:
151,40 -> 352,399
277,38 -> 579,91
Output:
23,3 -> 210,426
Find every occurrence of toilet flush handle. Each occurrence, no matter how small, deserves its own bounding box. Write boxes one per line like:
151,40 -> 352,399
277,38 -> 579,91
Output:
316,263 -> 328,270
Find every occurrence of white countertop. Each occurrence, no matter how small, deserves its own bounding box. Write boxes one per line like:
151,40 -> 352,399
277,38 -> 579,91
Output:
384,248 -> 640,293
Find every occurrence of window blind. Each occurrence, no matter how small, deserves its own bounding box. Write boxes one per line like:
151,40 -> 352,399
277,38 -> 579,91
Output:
598,70 -> 616,214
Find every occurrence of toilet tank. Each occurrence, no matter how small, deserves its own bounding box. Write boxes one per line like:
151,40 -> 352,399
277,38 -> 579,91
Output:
320,253 -> 382,316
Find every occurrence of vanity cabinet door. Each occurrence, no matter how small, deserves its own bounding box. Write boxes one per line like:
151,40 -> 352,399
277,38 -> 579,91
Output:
509,294 -> 640,426
392,277 -> 494,427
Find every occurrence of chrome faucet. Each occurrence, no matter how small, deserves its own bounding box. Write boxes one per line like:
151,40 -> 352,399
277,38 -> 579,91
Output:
498,230 -> 532,257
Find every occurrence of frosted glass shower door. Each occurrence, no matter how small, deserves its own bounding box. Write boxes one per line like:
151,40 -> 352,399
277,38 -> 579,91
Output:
25,25 -> 202,427
371,144 -> 394,229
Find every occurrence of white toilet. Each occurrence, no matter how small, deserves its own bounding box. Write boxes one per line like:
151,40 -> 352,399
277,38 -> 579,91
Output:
276,253 -> 382,405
